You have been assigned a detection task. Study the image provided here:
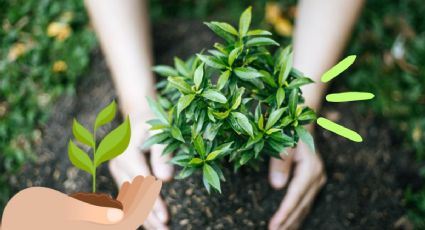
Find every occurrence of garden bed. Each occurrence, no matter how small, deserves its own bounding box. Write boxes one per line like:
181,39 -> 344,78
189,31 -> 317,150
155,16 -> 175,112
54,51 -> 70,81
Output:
7,21 -> 420,229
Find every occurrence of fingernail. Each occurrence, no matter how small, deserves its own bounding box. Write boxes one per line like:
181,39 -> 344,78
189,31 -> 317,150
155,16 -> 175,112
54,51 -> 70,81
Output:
271,172 -> 287,188
107,208 -> 124,223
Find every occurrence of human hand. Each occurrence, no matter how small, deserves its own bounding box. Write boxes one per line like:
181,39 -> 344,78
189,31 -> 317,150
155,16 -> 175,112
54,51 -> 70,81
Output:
109,117 -> 173,230
268,140 -> 327,230
1,175 -> 161,230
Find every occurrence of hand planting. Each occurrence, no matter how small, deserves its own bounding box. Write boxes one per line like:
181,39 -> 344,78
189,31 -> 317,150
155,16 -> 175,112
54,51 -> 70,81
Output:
145,7 -> 316,193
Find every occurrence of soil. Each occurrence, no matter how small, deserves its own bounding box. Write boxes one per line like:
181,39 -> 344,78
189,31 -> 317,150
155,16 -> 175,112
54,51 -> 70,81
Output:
5,20 -> 422,229
69,192 -> 123,210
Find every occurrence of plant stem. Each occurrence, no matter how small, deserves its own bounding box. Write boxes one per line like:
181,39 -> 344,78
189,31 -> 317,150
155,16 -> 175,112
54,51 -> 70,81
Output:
92,129 -> 97,193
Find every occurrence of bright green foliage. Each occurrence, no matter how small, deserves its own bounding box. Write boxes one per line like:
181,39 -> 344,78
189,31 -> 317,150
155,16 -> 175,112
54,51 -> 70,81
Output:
145,7 -> 315,193
68,101 -> 131,193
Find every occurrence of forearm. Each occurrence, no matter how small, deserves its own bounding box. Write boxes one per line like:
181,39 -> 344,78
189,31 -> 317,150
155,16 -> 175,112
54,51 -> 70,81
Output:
84,0 -> 155,120
293,0 -> 364,111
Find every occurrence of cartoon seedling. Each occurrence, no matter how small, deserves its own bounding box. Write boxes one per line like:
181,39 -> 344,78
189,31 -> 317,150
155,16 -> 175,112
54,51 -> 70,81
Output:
68,100 -> 131,209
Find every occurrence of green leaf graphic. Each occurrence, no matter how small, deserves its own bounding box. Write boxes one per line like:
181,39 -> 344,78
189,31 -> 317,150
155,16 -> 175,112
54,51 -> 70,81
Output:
94,100 -> 116,130
321,55 -> 356,83
68,140 -> 93,175
72,119 -> 94,147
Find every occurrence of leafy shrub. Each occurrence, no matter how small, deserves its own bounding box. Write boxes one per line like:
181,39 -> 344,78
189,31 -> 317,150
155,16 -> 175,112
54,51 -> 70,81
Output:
145,7 -> 315,193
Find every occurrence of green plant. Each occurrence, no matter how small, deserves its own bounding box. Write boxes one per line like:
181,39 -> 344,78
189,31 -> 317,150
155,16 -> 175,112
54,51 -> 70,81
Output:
68,101 -> 131,193
144,7 -> 316,193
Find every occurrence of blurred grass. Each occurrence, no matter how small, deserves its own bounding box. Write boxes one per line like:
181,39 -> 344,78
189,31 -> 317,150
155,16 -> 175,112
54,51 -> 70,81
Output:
1,0 -> 424,226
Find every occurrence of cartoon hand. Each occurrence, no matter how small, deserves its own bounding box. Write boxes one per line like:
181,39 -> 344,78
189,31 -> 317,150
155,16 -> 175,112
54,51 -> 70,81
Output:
1,175 -> 161,230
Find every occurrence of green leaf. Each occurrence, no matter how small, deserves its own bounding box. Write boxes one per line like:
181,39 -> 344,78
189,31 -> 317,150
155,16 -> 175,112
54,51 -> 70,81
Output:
175,167 -> 196,179
189,157 -> 204,165
228,46 -> 243,66
287,77 -> 314,89
162,141 -> 180,156
265,108 -> 285,130
258,114 -> 264,130
68,140 -> 93,175
94,116 -> 131,167
174,57 -> 190,77
194,135 -> 206,158
197,54 -> 227,69
169,154 -> 191,167
168,77 -> 192,94
234,67 -> 263,80
203,164 -> 221,193
152,65 -> 179,77
210,21 -> 238,35
147,97 -> 169,125
177,94 -> 196,114
171,126 -> 185,142
240,152 -> 252,165
231,112 -> 254,137
217,70 -> 231,90
72,119 -> 94,147
147,119 -> 169,131
298,109 -> 316,121
247,29 -> 272,36
281,115 -> 293,127
142,132 -> 169,150
94,100 -> 116,130
204,22 -> 236,43
276,87 -> 285,108
206,150 -> 221,161
295,126 -> 315,152
278,51 -> 293,86
246,37 -> 279,47
204,122 -> 222,141
239,6 -> 252,36
260,70 -> 277,87
194,63 -> 204,90
289,89 -> 299,117
202,89 -> 227,104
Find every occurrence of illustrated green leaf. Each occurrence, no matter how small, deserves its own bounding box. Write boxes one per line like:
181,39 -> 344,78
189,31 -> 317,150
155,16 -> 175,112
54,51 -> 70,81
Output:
95,116 -> 131,167
142,132 -> 169,150
147,97 -> 169,125
203,163 -> 221,193
247,29 -> 272,36
94,100 -> 116,130
217,70 -> 231,90
287,77 -> 314,89
168,77 -> 192,94
231,112 -> 253,137
152,65 -> 179,77
295,126 -> 315,152
246,37 -> 279,47
177,94 -> 196,114
194,63 -> 204,90
68,140 -> 93,175
202,89 -> 227,104
171,126 -> 185,142
239,6 -> 252,36
276,87 -> 285,108
234,67 -> 263,80
321,55 -> 356,83
197,54 -> 227,69
210,21 -> 238,35
72,119 -> 94,147
265,108 -> 285,130
194,134 -> 206,158
289,89 -> 298,117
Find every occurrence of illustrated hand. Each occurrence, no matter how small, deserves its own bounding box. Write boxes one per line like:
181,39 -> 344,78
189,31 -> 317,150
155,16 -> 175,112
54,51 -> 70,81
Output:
268,140 -> 327,230
1,175 -> 161,230
109,117 -> 173,230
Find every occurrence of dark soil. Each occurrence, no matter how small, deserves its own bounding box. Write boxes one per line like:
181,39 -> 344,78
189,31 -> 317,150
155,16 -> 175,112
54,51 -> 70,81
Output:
7,21 -> 421,229
69,192 -> 123,210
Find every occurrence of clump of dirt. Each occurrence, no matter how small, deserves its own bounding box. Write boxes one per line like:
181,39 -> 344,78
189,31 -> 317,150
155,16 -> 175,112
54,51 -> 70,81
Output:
70,192 -> 123,210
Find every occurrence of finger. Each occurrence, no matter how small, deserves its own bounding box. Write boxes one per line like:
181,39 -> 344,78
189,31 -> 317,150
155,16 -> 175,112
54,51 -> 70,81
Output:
123,176 -> 152,213
279,179 -> 324,230
126,176 -> 157,214
150,144 -> 174,181
268,166 -> 311,230
126,179 -> 164,229
269,149 -> 295,189
116,181 -> 131,202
